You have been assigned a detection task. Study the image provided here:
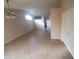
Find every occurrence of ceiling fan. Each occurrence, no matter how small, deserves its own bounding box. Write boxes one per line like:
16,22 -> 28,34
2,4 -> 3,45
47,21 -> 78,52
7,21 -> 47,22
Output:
5,0 -> 16,19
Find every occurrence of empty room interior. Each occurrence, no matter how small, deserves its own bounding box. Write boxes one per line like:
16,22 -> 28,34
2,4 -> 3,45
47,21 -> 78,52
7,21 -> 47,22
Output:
4,0 -> 74,59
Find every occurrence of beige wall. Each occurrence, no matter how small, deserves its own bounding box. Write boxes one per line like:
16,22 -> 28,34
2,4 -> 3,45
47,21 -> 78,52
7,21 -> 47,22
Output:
50,8 -> 61,39
50,0 -> 74,56
4,15 -> 35,44
61,0 -> 74,12
61,0 -> 74,57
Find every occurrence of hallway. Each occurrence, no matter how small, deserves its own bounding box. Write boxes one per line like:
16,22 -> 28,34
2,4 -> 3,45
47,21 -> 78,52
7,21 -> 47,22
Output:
5,29 -> 73,59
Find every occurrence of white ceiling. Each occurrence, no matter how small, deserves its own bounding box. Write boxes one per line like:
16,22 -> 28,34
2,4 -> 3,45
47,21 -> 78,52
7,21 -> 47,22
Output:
4,0 -> 61,16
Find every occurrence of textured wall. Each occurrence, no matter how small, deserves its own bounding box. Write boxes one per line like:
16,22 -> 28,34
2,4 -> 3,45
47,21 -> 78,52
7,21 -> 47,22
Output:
61,0 -> 74,57
4,15 -> 35,44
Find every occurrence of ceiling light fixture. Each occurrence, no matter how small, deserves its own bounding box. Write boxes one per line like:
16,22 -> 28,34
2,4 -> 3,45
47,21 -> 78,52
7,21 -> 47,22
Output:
25,15 -> 32,20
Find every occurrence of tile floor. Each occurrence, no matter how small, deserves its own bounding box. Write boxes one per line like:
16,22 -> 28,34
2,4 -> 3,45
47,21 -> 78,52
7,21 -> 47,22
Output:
4,29 -> 73,59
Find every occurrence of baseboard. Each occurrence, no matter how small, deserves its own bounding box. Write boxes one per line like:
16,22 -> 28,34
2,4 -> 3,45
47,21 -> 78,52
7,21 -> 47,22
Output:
60,39 -> 74,58
4,29 -> 35,45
